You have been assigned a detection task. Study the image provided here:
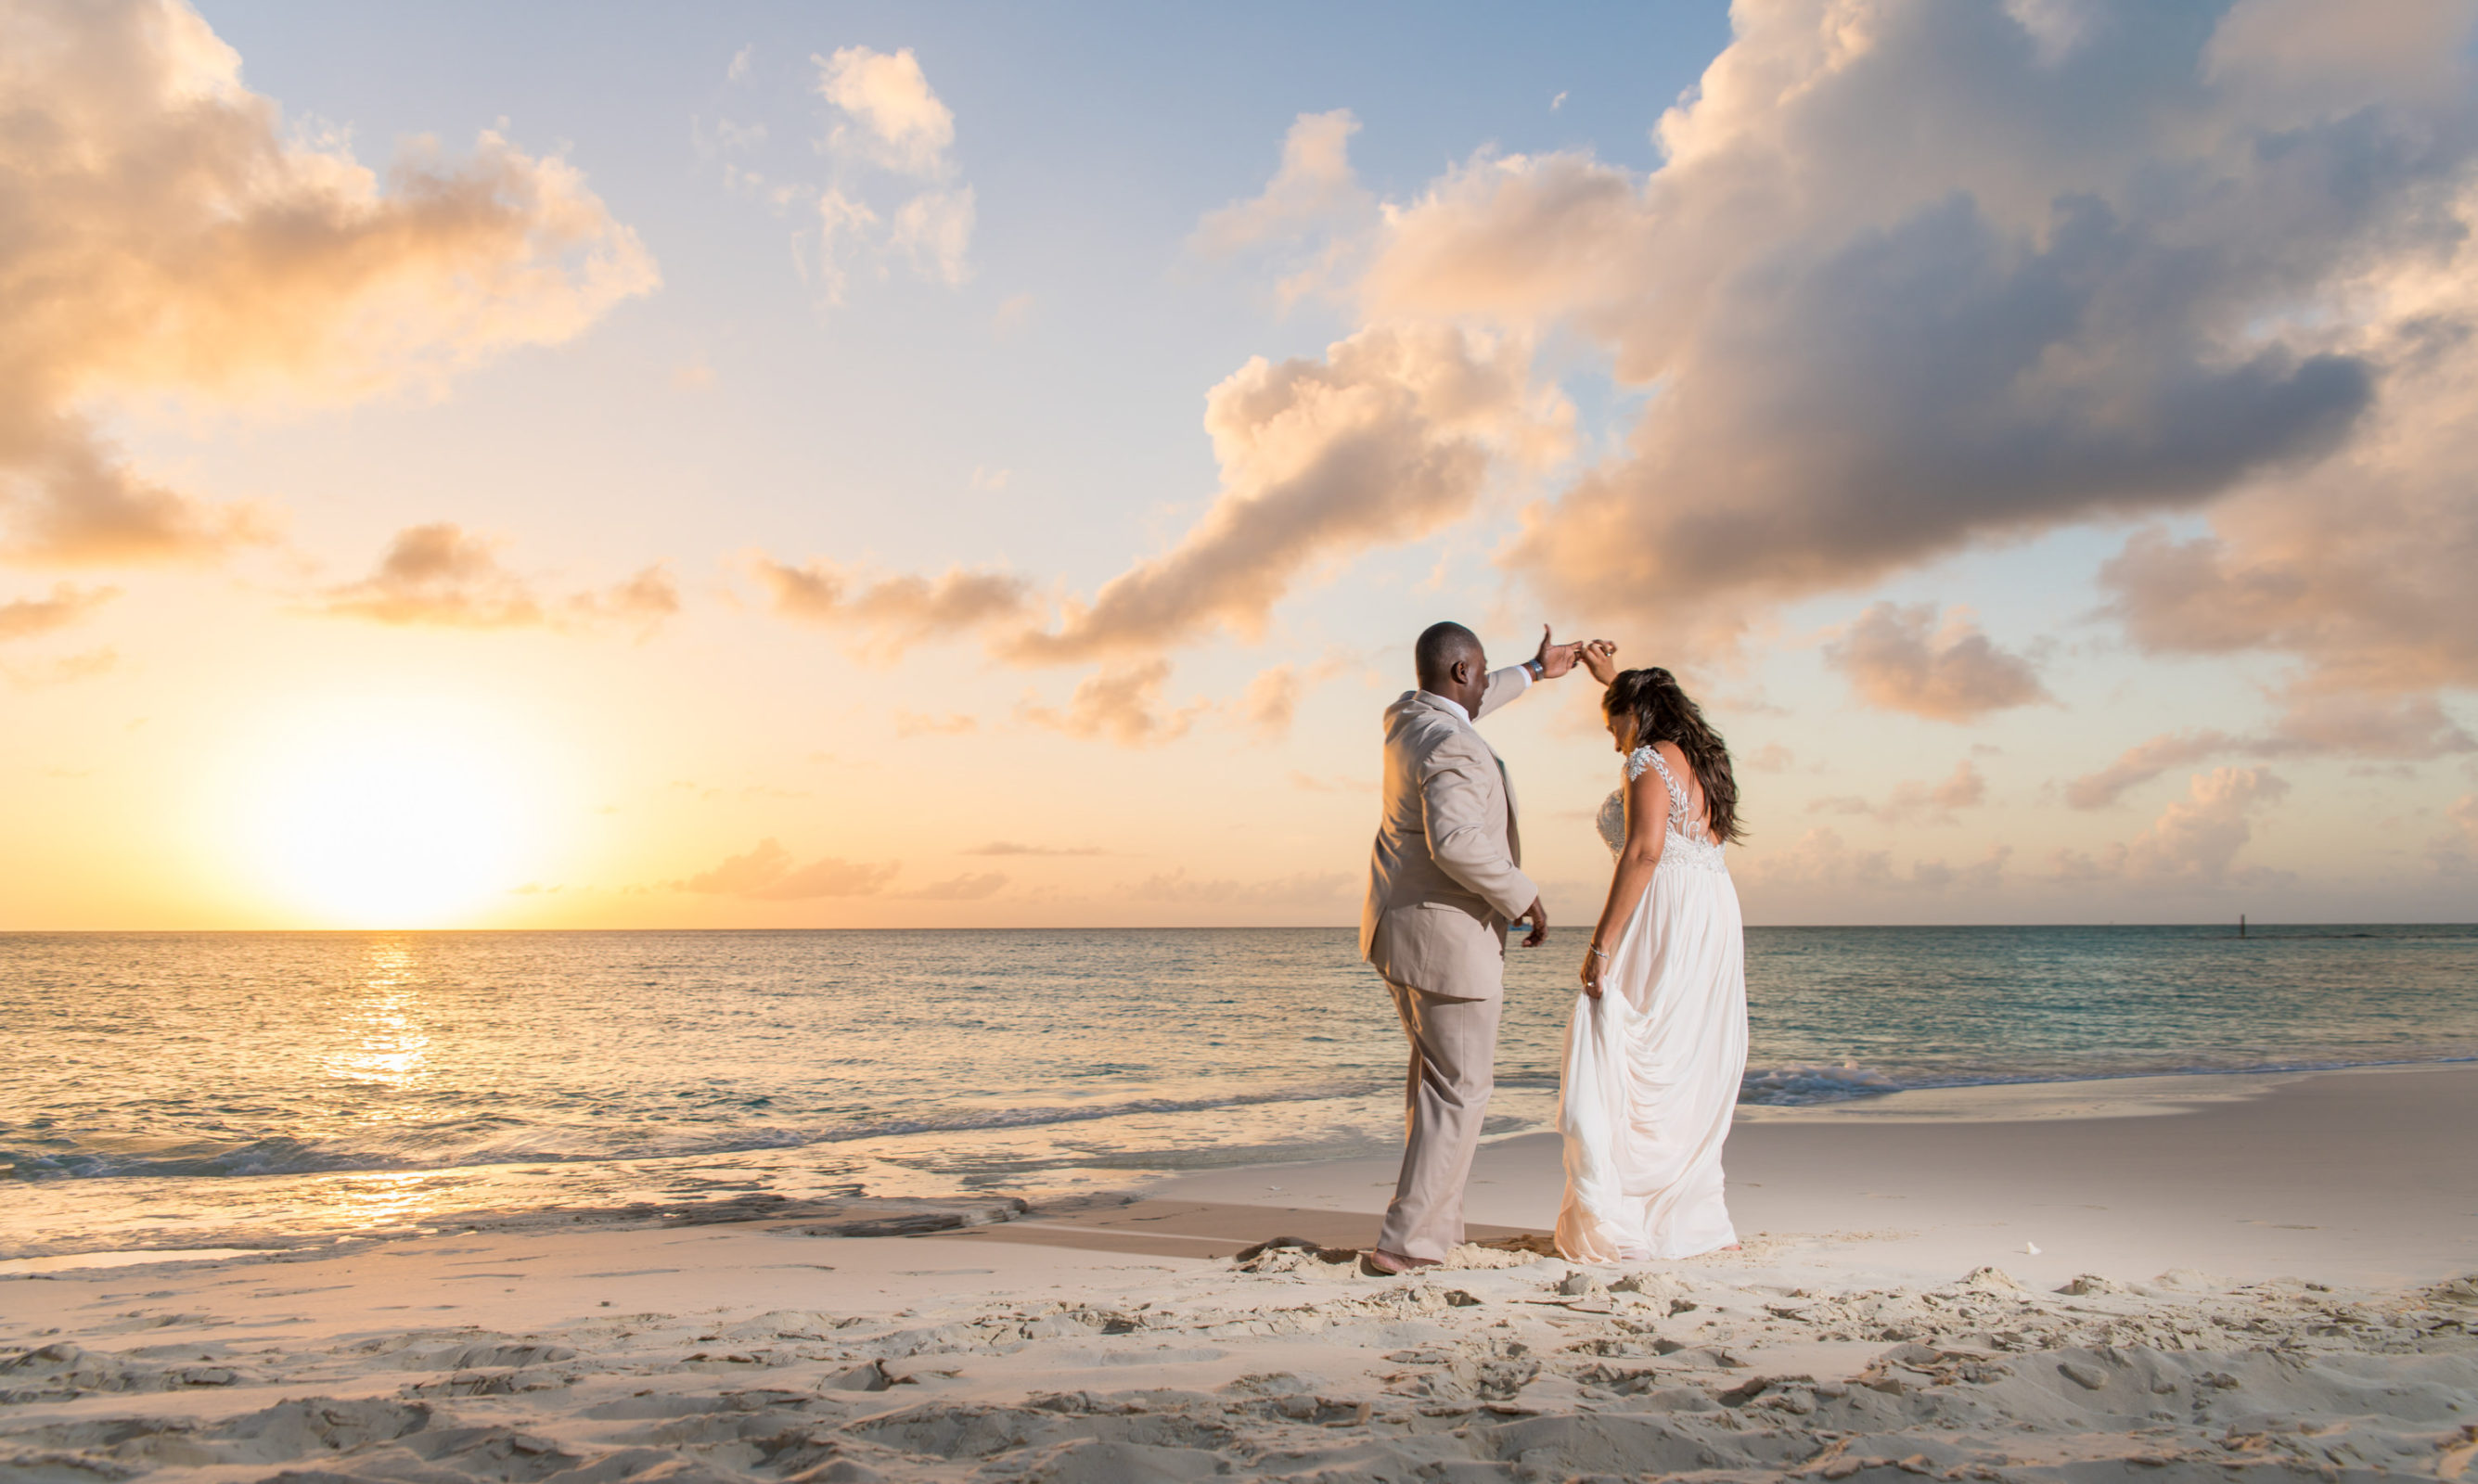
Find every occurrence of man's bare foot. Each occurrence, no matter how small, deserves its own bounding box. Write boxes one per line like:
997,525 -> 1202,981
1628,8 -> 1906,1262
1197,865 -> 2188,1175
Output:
1364,1248 -> 1437,1275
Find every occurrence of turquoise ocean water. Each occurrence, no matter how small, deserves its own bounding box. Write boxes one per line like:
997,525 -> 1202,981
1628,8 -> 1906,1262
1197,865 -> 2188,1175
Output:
2,926 -> 2472,1258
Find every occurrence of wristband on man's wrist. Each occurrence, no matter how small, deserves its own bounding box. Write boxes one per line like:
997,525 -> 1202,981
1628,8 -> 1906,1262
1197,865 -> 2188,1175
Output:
1523,658 -> 1544,680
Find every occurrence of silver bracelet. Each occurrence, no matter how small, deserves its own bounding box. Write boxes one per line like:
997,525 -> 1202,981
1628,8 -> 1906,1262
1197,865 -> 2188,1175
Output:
1587,945 -> 1610,959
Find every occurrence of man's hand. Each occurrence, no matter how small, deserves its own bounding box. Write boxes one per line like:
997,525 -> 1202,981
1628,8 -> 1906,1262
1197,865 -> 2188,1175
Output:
1532,625 -> 1585,680
1518,897 -> 1549,948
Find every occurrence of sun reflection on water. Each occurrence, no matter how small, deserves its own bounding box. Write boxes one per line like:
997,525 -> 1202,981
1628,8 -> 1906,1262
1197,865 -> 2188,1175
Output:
314,939 -> 458,1232
306,1169 -> 473,1234
326,940 -> 432,1093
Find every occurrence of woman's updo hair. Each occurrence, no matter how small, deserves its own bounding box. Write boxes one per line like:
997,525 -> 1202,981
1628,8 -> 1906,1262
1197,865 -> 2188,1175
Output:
1602,667 -> 1745,844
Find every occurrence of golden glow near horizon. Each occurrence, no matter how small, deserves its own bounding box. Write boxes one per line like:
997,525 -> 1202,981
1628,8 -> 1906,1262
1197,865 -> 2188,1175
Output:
221,698 -> 545,928
4,1 -> 2474,930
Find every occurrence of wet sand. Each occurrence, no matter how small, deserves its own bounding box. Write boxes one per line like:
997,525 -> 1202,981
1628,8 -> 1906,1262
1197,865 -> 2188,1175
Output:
4,1064 -> 2472,1482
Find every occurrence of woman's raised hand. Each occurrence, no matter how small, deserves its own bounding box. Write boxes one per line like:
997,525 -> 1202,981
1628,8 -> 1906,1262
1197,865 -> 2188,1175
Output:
1579,639 -> 1620,685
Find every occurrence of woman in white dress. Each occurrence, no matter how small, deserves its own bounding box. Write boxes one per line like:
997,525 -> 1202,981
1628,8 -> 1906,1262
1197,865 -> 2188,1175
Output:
1556,652 -> 1749,1262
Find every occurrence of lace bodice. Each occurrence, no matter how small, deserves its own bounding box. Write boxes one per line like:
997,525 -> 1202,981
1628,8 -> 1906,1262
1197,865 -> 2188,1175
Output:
1595,745 -> 1728,873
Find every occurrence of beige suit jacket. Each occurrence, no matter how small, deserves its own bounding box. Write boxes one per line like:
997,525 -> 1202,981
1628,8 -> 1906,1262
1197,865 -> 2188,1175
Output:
1360,667 -> 1540,1000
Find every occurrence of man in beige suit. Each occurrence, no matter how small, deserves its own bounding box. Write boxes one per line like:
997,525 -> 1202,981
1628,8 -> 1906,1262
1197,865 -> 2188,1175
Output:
1362,620 -> 1586,1272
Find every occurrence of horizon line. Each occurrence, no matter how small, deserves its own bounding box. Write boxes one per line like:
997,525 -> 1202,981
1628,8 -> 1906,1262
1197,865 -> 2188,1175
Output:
3,921 -> 2472,935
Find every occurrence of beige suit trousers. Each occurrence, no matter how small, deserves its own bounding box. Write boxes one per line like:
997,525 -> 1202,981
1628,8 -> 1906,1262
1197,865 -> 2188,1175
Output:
1374,979 -> 1503,1263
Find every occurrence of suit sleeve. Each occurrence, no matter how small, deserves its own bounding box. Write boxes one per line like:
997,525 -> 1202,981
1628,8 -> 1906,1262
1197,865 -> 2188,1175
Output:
1418,733 -> 1540,920
1471,664 -> 1532,723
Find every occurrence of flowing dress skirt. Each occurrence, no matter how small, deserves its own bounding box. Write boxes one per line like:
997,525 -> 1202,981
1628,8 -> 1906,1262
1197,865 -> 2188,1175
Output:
1554,858 -> 1747,1261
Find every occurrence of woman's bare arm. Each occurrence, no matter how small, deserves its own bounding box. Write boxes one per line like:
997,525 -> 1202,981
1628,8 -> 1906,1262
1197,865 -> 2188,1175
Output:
1581,763 -> 1670,998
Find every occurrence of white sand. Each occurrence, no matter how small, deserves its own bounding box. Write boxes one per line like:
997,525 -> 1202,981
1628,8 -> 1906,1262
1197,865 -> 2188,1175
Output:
4,1065 -> 2473,1483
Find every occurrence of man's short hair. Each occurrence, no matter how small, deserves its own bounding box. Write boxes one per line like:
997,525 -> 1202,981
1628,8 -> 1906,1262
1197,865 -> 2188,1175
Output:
1415,621 -> 1483,688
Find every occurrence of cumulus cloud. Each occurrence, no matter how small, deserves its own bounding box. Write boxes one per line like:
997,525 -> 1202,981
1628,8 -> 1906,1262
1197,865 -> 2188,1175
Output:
2099,469 -> 2478,704
1094,0 -> 2478,706
570,565 -> 683,633
745,1 -> 2478,758
889,186 -> 975,286
1887,761 -> 1988,825
816,45 -> 955,177
2052,766 -> 2292,885
1370,2 -> 2466,642
1017,659 -> 1204,748
1190,109 -> 1374,262
0,583 -> 118,642
1823,603 -> 2048,722
1004,323 -> 1570,662
1812,760 -> 1988,826
2066,730 -> 2236,810
1235,652 -> 1353,741
750,556 -> 1032,659
800,45 -> 974,303
0,0 -> 655,568
316,524 -> 678,634
777,321 -> 1566,677
671,838 -> 898,899
2263,689 -> 2474,759
1239,665 -> 1305,741
2126,766 -> 2291,884
321,525 -> 540,628
2068,697 -> 2471,809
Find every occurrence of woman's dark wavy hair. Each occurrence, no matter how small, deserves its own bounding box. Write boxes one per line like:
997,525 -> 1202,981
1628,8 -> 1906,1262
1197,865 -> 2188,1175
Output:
1602,667 -> 1745,844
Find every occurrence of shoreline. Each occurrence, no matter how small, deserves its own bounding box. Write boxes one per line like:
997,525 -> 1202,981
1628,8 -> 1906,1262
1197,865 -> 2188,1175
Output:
8,1059 -> 2475,1273
1098,1061 -> 2478,1288
9,921 -> 2475,932
3,1063 -> 2472,1482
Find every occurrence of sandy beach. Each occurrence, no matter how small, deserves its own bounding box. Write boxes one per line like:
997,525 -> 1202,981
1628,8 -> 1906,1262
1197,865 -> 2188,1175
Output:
5,1063 -> 2473,1483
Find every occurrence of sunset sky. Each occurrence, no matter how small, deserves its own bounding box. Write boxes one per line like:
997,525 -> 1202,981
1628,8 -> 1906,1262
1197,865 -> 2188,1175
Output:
6,0 -> 2475,930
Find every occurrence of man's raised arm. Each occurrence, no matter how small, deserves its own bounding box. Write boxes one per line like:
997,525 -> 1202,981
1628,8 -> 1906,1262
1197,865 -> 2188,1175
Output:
1473,625 -> 1586,722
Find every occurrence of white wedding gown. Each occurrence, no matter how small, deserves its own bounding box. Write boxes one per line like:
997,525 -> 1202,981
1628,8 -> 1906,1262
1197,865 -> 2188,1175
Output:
1555,744 -> 1748,1262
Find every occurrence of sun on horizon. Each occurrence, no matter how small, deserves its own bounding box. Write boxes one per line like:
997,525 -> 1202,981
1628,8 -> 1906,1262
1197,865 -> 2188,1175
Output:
219,697 -> 546,929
